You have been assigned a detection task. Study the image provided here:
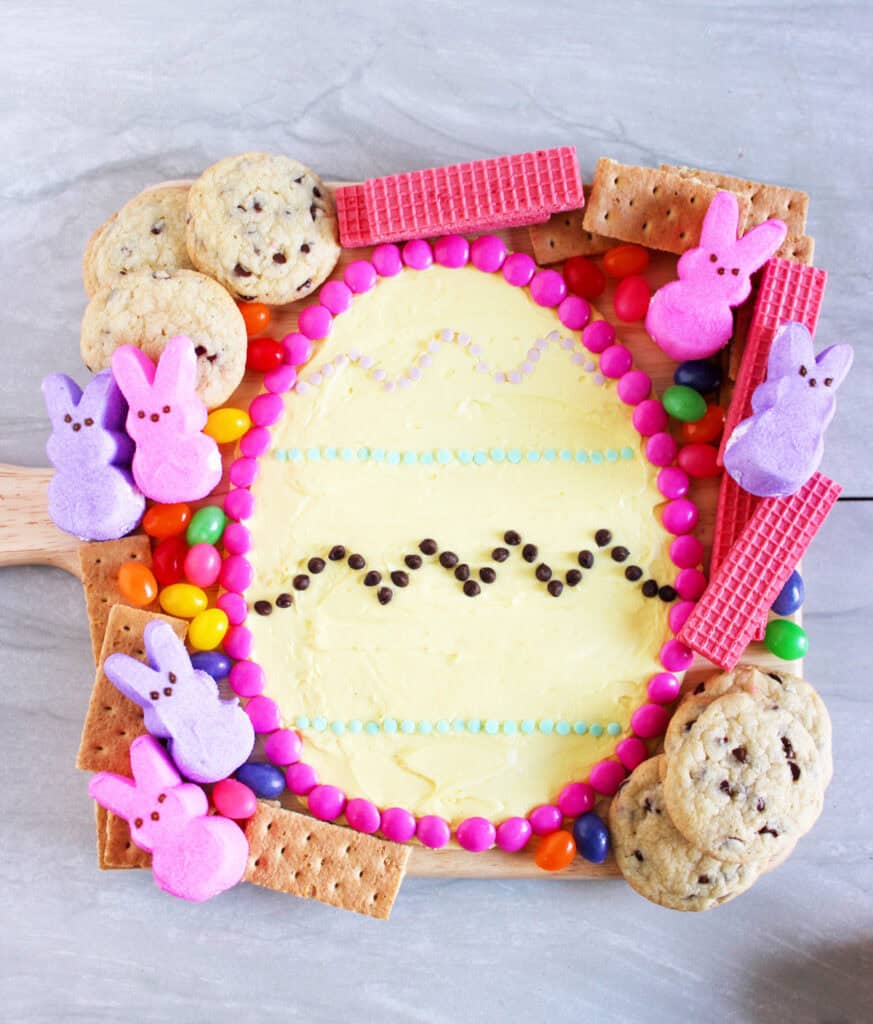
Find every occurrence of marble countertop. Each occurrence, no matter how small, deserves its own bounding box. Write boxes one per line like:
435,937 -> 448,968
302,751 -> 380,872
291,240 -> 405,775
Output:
2,2 -> 871,1021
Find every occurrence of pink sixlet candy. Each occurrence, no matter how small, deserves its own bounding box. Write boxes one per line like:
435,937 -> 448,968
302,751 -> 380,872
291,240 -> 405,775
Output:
646,191 -> 788,360
402,238 -> 434,270
298,305 -> 332,340
530,269 -> 567,307
434,234 -> 469,268
343,260 -> 377,293
496,817 -> 532,852
456,816 -> 496,852
282,332 -> 314,367
648,672 -> 681,703
417,815 -> 451,849
470,235 -> 507,273
111,336 -> 221,503
103,620 -> 254,784
372,243 -> 402,276
88,735 -> 248,902
502,252 -> 536,287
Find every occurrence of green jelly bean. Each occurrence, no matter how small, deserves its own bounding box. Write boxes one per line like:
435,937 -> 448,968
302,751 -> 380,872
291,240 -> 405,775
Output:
663,384 -> 707,423
186,504 -> 227,546
764,619 -> 808,661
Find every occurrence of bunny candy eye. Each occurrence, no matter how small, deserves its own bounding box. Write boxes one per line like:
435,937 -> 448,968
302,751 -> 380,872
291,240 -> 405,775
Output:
84,417 -> 94,426
149,690 -> 160,700
134,817 -> 143,828
731,268 -> 740,276
163,686 -> 173,696
709,253 -> 718,263
824,377 -> 834,387
63,413 -> 72,423
809,379 -> 817,388
799,365 -> 808,377
168,671 -> 177,683
137,410 -> 146,419
150,413 -> 159,422
717,268 -> 725,276
157,793 -> 167,803
72,422 -> 81,431
151,811 -> 160,821
163,405 -> 171,414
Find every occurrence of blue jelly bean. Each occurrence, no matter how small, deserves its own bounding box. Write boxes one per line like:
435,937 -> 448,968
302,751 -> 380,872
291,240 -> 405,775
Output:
190,651 -> 232,681
771,569 -> 804,616
674,360 -> 721,395
573,811 -> 610,864
235,762 -> 286,799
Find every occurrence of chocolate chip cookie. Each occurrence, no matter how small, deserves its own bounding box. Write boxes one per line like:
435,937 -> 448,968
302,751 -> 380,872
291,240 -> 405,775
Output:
185,152 -> 340,305
610,756 -> 765,910
663,692 -> 824,863
80,268 -> 246,408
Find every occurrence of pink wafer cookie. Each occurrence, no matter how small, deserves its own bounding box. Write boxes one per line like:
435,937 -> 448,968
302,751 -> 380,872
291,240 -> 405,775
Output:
680,473 -> 840,669
711,478 -> 766,640
336,148 -> 584,247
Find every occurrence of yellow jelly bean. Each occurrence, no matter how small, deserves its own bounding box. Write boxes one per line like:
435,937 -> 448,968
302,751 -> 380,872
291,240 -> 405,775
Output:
159,582 -> 208,619
204,407 -> 252,445
188,607 -> 230,651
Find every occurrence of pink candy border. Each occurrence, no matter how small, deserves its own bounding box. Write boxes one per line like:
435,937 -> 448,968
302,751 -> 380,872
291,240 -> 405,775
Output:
218,236 -> 703,853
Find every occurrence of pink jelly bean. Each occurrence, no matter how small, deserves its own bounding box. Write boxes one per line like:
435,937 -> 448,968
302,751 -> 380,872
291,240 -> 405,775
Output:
308,784 -> 346,821
456,816 -> 496,852
613,274 -> 651,322
345,797 -> 381,834
557,782 -> 595,818
530,269 -> 567,307
282,332 -> 314,367
502,252 -> 536,287
416,815 -> 451,849
265,363 -> 297,394
245,695 -> 280,733
229,457 -> 258,488
222,522 -> 251,556
380,807 -> 416,843
184,543 -> 221,588
229,660 -> 264,698
249,392 -> 284,427
676,567 -> 707,600
589,760 -> 626,795
648,671 -> 681,703
470,235 -> 507,273
600,344 -> 633,379
670,534 -> 703,568
217,592 -> 247,625
496,817 -> 533,852
582,319 -> 615,354
212,778 -> 258,820
557,294 -> 591,330
220,554 -> 253,593
434,234 -> 470,268
617,369 -> 651,405
669,600 -> 695,634
344,260 -> 378,293
661,639 -> 694,672
529,804 -> 562,836
319,280 -> 353,315
658,466 -> 690,499
240,426 -> 270,458
264,728 -> 302,766
372,244 -> 402,276
663,498 -> 699,535
223,625 -> 252,660
631,704 -> 670,738
298,305 -> 332,340
632,399 -> 667,436
286,761 -> 318,796
402,238 -> 434,270
224,488 -> 254,521
616,737 -> 648,772
646,432 -> 678,467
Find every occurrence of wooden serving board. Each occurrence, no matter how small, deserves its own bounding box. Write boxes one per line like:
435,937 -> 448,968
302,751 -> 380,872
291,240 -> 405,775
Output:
0,184 -> 801,879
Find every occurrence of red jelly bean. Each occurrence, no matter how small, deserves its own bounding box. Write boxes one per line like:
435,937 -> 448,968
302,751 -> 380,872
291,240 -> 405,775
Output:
247,337 -> 284,373
613,275 -> 651,322
117,561 -> 158,608
237,302 -> 271,338
563,256 -> 606,300
678,443 -> 722,478
603,243 -> 649,278
151,535 -> 189,586
535,829 -> 577,872
142,502 -> 191,539
679,404 -> 726,444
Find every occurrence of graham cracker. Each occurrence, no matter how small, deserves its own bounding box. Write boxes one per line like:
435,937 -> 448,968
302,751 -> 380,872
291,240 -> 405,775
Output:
79,536 -> 155,663
96,804 -> 151,870
582,158 -> 752,255
243,802 -> 410,920
76,606 -> 186,775
529,187 -> 618,264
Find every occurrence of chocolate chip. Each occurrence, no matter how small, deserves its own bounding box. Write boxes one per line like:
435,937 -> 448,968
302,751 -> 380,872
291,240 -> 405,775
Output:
566,569 -> 582,586
547,580 -> 564,597
293,574 -> 310,591
253,600 -> 273,616
719,780 -> 735,796
504,530 -> 522,546
697,874 -> 711,885
535,563 -> 552,582
492,547 -> 509,562
659,585 -> 678,602
633,850 -> 644,862
611,546 -> 629,562
364,570 -> 382,587
479,567 -> 496,584
390,570 -> 409,588
693,682 -> 706,695
595,528 -> 612,547
301,243 -> 311,254
234,263 -> 252,277
463,580 -> 481,597
625,565 -> 643,581
275,592 -> 293,608
439,551 -> 459,569
732,746 -> 747,763
789,762 -> 801,781
758,826 -> 779,837
419,538 -> 438,555
642,579 -> 659,598
404,554 -> 423,570
294,176 -> 304,184
643,798 -> 653,813
578,550 -> 594,569
768,672 -> 784,684
756,798 -> 766,812
329,545 -> 346,561
313,186 -> 322,198
348,554 -> 366,570
306,557 -> 325,575
454,563 -> 470,581
296,278 -> 312,291
522,543 -> 538,563
781,736 -> 796,761
273,252 -> 287,264
310,204 -> 318,220
150,222 -> 164,235
377,587 -> 393,605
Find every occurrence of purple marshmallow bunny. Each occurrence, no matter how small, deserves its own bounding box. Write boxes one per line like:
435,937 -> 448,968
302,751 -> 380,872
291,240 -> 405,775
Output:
724,321 -> 853,497
42,370 -> 145,540
103,619 -> 254,784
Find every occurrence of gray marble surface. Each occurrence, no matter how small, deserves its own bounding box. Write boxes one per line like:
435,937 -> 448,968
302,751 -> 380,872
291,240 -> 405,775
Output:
2,2 -> 872,1021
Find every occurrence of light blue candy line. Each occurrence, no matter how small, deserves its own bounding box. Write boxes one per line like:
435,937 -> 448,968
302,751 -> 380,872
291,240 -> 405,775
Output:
273,445 -> 636,466
291,716 -> 624,737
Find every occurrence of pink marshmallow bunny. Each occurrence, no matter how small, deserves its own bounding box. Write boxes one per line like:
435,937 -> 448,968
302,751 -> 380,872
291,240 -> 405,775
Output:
111,335 -> 222,503
646,191 -> 788,361
89,735 -> 249,902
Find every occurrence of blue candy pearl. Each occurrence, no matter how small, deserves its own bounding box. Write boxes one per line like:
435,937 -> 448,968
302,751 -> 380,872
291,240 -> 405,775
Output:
189,651 -> 232,681
771,569 -> 805,616
674,359 -> 721,394
235,762 -> 286,799
573,811 -> 610,864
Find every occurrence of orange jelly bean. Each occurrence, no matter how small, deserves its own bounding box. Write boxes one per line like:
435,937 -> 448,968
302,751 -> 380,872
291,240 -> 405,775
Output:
603,244 -> 649,278
237,302 -> 271,337
535,829 -> 577,872
679,404 -> 725,444
117,561 -> 158,608
143,502 -> 192,540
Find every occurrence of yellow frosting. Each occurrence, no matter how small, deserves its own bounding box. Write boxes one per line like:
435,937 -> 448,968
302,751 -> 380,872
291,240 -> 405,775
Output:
246,264 -> 675,825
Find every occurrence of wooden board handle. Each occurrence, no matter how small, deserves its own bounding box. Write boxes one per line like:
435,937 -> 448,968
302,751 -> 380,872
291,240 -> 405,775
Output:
0,464 -> 80,576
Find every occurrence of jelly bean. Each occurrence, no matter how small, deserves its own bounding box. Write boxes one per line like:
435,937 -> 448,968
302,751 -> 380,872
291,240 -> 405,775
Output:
190,650 -> 232,681
186,505 -> 227,546
151,536 -> 189,586
765,619 -> 808,661
678,443 -> 722,478
204,407 -> 252,445
246,337 -> 284,373
663,384 -> 707,423
159,582 -> 208,619
563,256 -> 606,300
143,502 -> 191,539
235,761 -> 286,800
771,569 -> 804,616
613,274 -> 651,322
237,302 -> 270,338
188,608 -> 229,651
603,243 -> 649,278
572,812 -> 610,864
117,561 -> 158,608
674,359 -> 721,394
183,543 -> 222,587
679,404 -> 725,444
535,829 -> 577,872
212,778 -> 258,820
